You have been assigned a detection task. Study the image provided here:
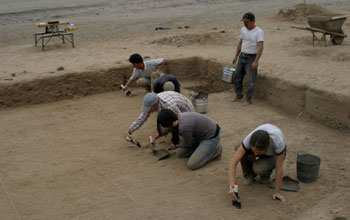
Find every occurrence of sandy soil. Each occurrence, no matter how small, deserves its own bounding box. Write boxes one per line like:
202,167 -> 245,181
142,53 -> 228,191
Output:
1,0 -> 350,220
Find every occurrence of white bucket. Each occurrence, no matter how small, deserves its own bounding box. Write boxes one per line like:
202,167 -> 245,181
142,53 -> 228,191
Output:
192,95 -> 208,114
222,66 -> 235,84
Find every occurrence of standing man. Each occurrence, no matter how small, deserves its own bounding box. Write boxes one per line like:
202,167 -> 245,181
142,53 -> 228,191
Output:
153,74 -> 181,94
232,12 -> 264,106
124,53 -> 165,92
125,91 -> 194,139
228,124 -> 287,203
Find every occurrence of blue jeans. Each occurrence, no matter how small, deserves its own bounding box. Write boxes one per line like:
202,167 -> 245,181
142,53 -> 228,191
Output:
234,53 -> 258,102
176,131 -> 221,170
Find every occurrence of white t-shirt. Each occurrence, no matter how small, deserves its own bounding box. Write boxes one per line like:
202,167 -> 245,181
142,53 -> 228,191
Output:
130,58 -> 164,80
240,26 -> 264,54
242,124 -> 286,155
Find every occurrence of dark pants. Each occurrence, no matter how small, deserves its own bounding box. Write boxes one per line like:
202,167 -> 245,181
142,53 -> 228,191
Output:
240,150 -> 276,178
234,52 -> 258,102
234,142 -> 275,178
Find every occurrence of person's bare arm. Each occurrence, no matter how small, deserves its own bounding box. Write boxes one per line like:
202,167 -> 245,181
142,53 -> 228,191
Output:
125,78 -> 134,88
272,150 -> 286,203
252,41 -> 263,69
228,145 -> 246,200
232,39 -> 243,65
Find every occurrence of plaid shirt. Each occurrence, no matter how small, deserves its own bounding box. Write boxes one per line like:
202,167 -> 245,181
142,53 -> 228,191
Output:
129,91 -> 194,134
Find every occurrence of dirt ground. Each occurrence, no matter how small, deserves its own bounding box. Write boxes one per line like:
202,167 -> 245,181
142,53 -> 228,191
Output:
1,0 -> 350,220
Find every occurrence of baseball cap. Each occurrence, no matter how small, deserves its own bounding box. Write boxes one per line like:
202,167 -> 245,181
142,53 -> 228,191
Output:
241,12 -> 255,22
141,93 -> 159,113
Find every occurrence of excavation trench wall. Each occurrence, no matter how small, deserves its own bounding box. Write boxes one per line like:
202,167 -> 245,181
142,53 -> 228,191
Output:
0,56 -> 349,129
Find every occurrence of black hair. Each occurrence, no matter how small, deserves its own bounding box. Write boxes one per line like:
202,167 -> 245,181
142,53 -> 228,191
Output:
249,130 -> 270,150
243,12 -> 255,22
157,109 -> 179,145
129,53 -> 143,64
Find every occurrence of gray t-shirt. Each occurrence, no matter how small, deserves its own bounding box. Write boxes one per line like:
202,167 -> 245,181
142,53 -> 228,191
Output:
242,124 -> 286,155
130,58 -> 164,80
178,112 -> 217,148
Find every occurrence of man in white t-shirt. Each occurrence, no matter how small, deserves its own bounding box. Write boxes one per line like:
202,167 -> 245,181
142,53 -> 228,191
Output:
228,124 -> 287,203
232,12 -> 264,106
125,53 -> 165,92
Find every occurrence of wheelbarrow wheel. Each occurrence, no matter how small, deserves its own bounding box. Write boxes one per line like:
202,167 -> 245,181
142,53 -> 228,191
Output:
331,29 -> 345,45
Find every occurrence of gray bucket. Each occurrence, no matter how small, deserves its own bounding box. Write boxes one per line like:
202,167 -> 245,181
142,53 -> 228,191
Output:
297,154 -> 321,183
222,66 -> 235,84
191,93 -> 208,114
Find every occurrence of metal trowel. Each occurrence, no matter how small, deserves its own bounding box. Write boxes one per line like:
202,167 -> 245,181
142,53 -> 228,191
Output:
232,182 -> 242,209
124,136 -> 141,148
149,135 -> 170,160
149,135 -> 158,156
157,149 -> 170,160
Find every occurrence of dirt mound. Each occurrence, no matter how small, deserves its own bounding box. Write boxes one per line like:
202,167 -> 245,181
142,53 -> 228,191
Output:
277,3 -> 333,22
152,32 -> 231,47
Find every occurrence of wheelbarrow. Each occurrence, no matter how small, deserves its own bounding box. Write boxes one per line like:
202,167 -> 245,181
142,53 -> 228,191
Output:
291,14 -> 348,46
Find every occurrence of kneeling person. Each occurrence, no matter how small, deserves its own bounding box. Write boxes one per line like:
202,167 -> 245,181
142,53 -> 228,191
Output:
125,91 -> 194,138
228,124 -> 287,203
124,53 -> 164,92
157,109 -> 222,170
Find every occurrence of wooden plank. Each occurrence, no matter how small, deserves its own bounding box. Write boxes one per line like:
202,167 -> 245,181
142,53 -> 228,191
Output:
35,21 -> 69,28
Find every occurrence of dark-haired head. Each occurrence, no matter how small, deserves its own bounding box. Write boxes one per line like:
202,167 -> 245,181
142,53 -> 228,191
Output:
129,53 -> 143,64
250,130 -> 270,151
157,109 -> 179,145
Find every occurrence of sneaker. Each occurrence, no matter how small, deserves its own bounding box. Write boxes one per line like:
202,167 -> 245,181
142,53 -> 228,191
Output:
243,175 -> 255,185
212,143 -> 222,161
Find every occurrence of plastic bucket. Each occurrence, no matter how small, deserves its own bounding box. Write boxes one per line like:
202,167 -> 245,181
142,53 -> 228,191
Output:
297,154 -> 321,183
192,96 -> 208,114
222,66 -> 235,84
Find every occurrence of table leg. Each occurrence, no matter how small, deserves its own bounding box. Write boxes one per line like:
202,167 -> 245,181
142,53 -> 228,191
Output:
41,37 -> 45,51
71,33 -> 74,48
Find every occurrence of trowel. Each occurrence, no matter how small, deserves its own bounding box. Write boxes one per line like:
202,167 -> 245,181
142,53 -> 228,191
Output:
124,136 -> 141,148
232,182 -> 242,209
149,135 -> 170,160
149,135 -> 158,156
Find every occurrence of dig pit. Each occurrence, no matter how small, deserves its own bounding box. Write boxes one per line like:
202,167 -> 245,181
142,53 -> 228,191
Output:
0,56 -> 349,129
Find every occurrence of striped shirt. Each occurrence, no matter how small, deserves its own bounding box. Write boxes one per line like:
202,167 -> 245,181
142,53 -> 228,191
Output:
129,91 -> 194,134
